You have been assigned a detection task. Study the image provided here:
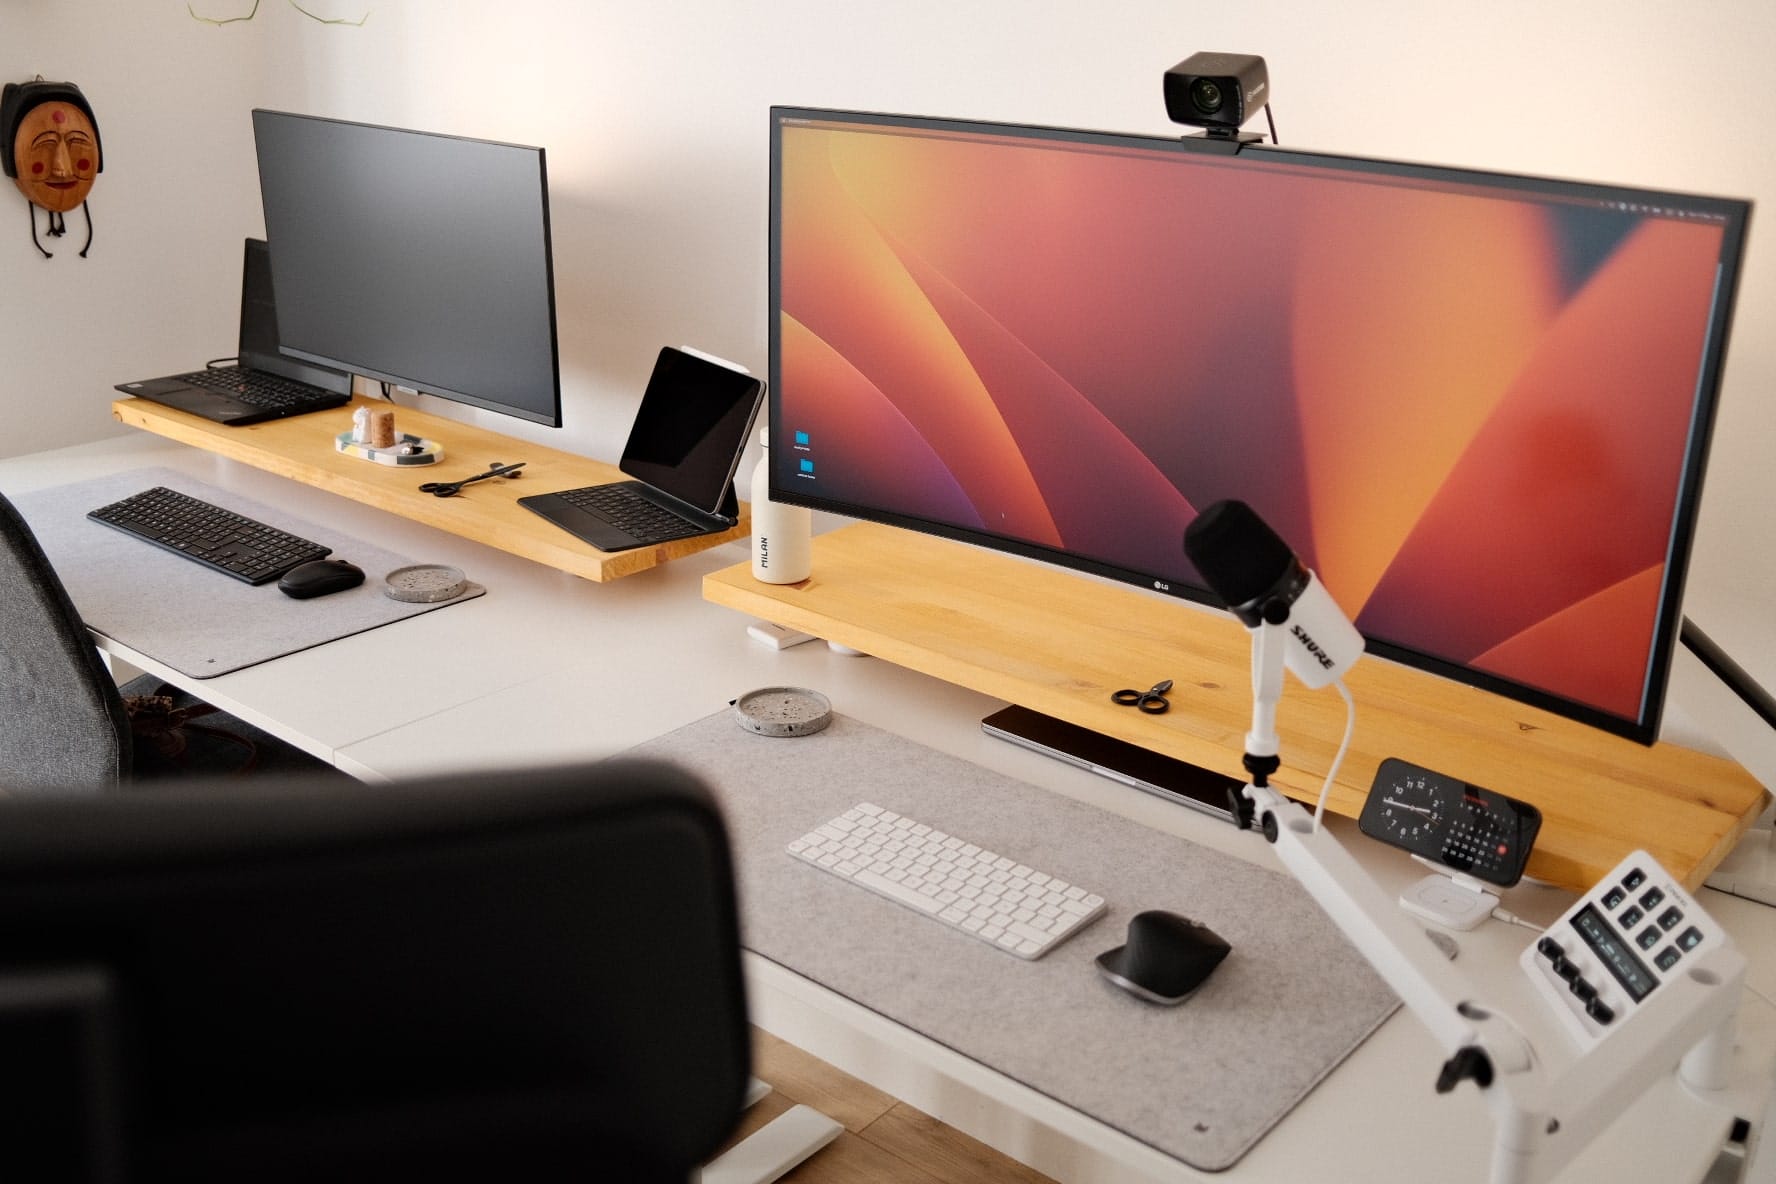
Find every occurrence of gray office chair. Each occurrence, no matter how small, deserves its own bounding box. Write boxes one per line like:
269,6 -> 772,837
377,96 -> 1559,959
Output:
0,758 -> 753,1184
0,489 -> 341,790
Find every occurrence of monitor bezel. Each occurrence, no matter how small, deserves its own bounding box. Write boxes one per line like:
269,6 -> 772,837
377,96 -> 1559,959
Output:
252,109 -> 564,429
766,105 -> 1751,745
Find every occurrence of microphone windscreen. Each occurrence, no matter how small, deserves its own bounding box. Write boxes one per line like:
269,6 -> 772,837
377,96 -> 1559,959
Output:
1183,499 -> 1294,609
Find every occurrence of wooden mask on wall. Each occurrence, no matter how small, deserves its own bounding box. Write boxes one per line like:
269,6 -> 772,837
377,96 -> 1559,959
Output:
2,79 -> 103,258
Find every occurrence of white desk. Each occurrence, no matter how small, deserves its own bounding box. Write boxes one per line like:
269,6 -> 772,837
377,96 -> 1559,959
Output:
3,433 -> 1772,1184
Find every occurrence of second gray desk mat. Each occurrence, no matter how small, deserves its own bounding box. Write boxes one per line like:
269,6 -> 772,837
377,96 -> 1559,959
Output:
11,467 -> 484,678
629,710 -> 1399,1171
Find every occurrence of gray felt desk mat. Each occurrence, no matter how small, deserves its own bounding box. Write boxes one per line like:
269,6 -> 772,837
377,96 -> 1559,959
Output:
10,467 -> 483,678
629,710 -> 1400,1172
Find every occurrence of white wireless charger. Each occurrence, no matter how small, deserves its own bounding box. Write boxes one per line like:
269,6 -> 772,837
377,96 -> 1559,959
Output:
1397,858 -> 1498,931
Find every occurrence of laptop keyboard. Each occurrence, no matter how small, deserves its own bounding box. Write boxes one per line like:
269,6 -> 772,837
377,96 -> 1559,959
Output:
177,366 -> 344,412
552,483 -> 706,545
88,486 -> 331,585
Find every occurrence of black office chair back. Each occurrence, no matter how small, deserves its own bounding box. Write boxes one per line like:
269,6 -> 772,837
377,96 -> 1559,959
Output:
0,759 -> 752,1183
0,490 -> 132,788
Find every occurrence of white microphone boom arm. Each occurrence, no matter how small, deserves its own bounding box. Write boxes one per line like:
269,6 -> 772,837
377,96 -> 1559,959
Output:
1232,618 -> 1747,1184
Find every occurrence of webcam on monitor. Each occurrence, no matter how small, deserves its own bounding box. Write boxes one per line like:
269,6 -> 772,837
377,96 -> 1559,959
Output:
1164,52 -> 1269,137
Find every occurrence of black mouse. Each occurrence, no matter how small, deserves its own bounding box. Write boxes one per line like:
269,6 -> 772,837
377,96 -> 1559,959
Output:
1095,910 -> 1230,1005
277,558 -> 365,599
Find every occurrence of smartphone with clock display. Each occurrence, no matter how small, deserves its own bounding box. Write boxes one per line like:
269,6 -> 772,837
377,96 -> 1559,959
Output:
1358,758 -> 1542,887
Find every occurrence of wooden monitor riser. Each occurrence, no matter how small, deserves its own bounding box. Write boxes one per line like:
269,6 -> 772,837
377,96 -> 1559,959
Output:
704,522 -> 1768,895
114,395 -> 749,582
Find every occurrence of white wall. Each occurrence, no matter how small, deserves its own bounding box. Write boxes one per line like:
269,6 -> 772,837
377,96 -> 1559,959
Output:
2,2 -> 272,456
5,0 -> 1774,710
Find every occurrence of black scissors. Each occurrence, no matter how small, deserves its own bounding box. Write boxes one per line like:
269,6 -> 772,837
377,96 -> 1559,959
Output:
1111,679 -> 1173,714
419,461 -> 526,498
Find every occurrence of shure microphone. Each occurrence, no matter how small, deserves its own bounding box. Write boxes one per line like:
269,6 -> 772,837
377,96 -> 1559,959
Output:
1182,499 -> 1364,689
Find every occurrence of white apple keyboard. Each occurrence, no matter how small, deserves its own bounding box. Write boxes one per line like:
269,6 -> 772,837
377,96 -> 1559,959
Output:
787,802 -> 1107,959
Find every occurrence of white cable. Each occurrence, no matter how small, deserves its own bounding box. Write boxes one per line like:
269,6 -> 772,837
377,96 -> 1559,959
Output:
1311,679 -> 1356,831
1490,906 -> 1545,933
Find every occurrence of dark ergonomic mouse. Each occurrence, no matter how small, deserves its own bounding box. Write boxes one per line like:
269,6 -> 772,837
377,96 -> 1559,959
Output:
1095,910 -> 1231,1006
277,558 -> 366,599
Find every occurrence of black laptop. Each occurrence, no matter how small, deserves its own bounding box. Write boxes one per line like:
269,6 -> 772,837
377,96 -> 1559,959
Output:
115,238 -> 353,426
519,347 -> 764,553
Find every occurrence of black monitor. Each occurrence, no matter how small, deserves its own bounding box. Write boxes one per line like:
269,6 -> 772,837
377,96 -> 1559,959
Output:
252,110 -> 563,427
768,107 -> 1751,744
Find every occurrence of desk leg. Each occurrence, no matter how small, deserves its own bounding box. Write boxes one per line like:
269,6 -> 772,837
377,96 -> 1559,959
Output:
99,650 -> 146,687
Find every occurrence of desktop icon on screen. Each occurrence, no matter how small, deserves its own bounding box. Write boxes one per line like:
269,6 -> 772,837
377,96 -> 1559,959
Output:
795,430 -> 811,447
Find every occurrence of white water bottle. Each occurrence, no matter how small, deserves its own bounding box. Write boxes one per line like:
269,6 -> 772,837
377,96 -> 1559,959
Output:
751,427 -> 811,583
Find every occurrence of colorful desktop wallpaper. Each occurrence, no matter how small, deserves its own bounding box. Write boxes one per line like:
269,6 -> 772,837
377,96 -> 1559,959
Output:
772,116 -> 1734,730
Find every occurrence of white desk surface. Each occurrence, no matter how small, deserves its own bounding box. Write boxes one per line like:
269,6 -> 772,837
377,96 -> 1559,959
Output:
4,432 -> 1772,1184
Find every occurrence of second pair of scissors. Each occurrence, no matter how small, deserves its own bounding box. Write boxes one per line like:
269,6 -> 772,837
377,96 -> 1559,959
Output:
1112,679 -> 1173,714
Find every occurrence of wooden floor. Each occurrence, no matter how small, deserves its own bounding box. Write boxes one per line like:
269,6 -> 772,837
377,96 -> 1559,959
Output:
719,1028 -> 1057,1183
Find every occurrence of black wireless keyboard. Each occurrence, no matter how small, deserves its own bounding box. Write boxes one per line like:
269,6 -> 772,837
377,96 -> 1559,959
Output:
87,486 -> 331,585
550,483 -> 707,545
175,366 -> 347,413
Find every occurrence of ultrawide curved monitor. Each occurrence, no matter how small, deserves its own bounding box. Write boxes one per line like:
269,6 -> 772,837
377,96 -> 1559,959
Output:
253,110 -> 562,427
768,107 -> 1751,743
